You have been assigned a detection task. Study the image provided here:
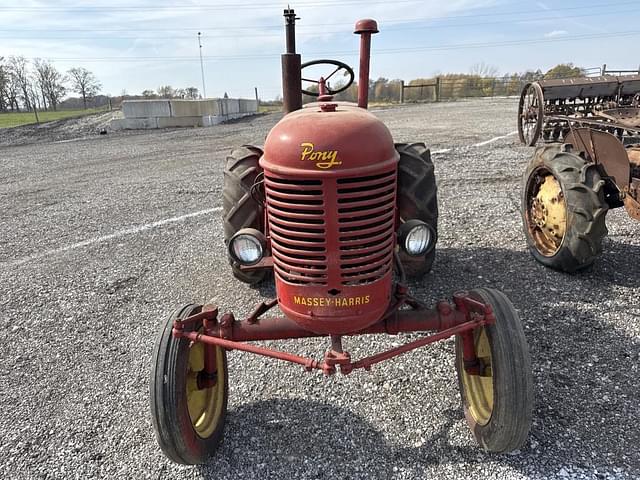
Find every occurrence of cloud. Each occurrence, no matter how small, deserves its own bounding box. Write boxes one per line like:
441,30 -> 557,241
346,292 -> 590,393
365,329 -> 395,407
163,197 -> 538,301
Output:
544,30 -> 568,38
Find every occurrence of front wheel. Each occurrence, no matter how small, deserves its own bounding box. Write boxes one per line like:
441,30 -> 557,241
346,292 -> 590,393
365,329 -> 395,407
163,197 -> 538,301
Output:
455,288 -> 533,453
150,304 -> 229,464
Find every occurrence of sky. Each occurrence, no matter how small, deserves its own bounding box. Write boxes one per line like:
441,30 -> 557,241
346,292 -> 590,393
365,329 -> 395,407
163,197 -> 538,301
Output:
1,0 -> 639,100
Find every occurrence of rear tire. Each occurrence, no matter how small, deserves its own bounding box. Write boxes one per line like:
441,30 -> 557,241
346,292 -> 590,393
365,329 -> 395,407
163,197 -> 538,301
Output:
522,145 -> 608,272
396,142 -> 438,278
222,145 -> 268,284
455,288 -> 533,453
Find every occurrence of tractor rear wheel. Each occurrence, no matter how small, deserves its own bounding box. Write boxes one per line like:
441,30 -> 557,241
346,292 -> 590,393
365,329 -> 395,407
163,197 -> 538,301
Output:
222,145 -> 267,284
150,304 -> 229,464
455,288 -> 533,453
396,142 -> 438,278
522,145 -> 608,272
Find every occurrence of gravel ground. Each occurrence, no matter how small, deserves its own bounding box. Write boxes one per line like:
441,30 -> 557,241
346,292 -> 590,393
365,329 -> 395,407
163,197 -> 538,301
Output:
0,97 -> 638,479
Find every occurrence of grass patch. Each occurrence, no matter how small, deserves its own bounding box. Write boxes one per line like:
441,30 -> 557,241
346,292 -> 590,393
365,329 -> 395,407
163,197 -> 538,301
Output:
0,107 -> 109,129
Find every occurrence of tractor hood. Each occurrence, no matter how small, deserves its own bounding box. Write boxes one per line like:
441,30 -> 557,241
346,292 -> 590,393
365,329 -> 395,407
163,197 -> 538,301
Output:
261,103 -> 397,176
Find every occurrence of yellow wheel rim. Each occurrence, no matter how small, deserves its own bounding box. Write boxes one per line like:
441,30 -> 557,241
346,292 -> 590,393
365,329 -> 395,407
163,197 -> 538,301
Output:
186,342 -> 225,438
461,328 -> 494,426
527,172 -> 567,257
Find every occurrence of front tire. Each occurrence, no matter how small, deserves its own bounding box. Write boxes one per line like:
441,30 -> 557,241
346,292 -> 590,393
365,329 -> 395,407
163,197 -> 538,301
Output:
396,142 -> 439,278
150,304 -> 229,464
455,288 -> 533,453
522,146 -> 608,272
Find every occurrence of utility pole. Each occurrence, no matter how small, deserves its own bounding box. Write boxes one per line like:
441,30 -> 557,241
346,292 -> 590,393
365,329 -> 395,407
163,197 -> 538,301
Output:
198,32 -> 207,99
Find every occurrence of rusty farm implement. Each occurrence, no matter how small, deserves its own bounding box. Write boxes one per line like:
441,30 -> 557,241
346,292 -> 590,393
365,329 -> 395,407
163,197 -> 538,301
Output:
518,75 -> 640,271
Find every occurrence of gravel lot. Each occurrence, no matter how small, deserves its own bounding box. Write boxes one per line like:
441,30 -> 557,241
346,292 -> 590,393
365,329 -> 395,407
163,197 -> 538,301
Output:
1,97 -> 638,479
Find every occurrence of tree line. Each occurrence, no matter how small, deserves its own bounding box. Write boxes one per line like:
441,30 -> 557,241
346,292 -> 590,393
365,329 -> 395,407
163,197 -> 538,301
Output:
0,56 -> 101,112
141,85 -> 202,99
302,63 -> 585,104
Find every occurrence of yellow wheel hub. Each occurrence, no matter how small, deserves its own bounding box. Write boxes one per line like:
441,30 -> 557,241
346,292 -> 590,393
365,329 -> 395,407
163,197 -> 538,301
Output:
461,328 -> 494,426
528,174 -> 567,256
186,342 -> 225,438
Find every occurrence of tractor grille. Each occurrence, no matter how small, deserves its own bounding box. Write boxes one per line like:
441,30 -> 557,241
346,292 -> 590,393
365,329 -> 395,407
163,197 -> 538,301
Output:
337,171 -> 396,285
265,176 -> 328,285
265,168 -> 396,287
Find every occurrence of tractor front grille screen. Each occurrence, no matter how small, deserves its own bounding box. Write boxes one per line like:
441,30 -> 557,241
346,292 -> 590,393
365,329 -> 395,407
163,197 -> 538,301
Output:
337,171 -> 396,285
265,168 -> 396,287
265,176 -> 328,285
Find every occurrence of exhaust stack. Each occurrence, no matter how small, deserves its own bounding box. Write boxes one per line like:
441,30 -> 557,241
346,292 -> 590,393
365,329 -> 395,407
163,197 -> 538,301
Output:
354,19 -> 379,109
281,8 -> 302,113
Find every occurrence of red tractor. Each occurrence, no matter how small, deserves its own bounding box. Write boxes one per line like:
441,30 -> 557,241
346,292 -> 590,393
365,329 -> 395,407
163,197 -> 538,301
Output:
150,9 -> 533,464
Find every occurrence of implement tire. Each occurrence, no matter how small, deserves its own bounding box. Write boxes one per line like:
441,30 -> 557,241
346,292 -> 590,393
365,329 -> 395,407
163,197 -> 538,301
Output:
522,145 -> 608,272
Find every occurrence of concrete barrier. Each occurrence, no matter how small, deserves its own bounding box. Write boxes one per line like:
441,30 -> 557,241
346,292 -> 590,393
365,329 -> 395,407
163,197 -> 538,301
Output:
112,97 -> 259,130
170,100 -> 218,118
239,99 -> 258,113
122,101 -> 171,118
157,116 -> 202,128
111,117 -> 159,130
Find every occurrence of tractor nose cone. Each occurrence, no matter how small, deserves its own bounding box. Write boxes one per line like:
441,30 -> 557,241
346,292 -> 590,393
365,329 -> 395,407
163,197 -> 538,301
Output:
354,19 -> 378,34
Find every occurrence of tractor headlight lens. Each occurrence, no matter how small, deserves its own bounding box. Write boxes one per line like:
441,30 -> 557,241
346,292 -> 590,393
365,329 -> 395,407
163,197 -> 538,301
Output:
228,229 -> 266,265
398,220 -> 436,256
405,225 -> 431,255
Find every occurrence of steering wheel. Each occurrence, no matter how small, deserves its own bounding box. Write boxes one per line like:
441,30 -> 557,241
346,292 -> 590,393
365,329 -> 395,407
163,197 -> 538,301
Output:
301,59 -> 355,96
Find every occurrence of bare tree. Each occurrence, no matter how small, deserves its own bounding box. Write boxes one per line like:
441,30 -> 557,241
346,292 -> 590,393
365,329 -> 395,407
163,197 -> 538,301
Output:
67,67 -> 101,109
1,65 -> 19,112
185,86 -> 199,99
33,59 -> 66,111
8,56 -> 32,111
157,85 -> 174,98
469,62 -> 498,78
0,57 -> 8,112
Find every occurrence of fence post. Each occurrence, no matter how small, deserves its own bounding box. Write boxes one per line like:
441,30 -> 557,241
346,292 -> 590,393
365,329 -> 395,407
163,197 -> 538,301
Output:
435,77 -> 441,102
400,80 -> 404,103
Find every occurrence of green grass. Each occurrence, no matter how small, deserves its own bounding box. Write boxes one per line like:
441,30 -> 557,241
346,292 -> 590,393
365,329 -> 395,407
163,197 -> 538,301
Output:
0,107 -> 109,128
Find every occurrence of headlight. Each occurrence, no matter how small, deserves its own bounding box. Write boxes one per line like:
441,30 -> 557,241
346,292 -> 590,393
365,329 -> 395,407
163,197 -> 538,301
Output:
228,228 -> 266,265
398,220 -> 436,256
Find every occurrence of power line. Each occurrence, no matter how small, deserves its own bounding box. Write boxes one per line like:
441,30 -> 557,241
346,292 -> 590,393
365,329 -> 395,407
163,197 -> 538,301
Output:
0,0 -> 636,23
1,8 -> 637,40
34,30 -> 640,62
0,0 -> 438,11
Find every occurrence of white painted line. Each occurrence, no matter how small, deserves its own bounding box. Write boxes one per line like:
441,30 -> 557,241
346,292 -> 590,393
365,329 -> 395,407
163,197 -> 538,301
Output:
6,207 -> 222,267
54,138 -> 85,144
472,130 -> 518,147
431,131 -> 518,156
